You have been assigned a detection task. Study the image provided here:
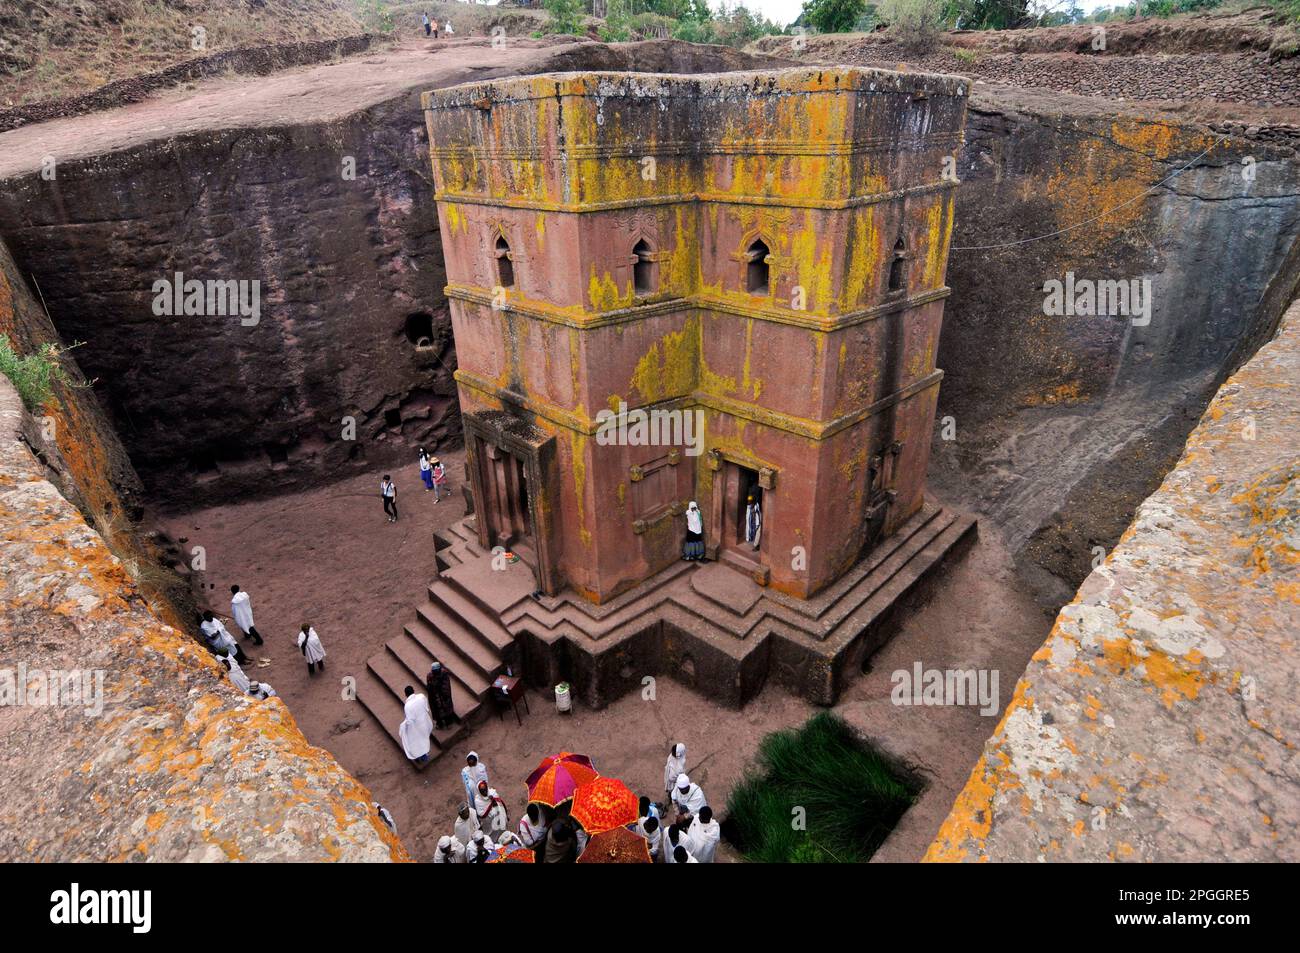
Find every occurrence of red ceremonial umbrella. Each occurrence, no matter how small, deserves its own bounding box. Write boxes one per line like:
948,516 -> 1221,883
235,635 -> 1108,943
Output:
488,847 -> 536,864
571,777 -> 639,834
526,752 -> 599,807
576,825 -> 652,864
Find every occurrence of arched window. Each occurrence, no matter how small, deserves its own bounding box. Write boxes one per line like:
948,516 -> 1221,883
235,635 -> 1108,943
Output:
888,237 -> 908,294
632,238 -> 654,294
746,239 -> 770,295
494,234 -> 514,289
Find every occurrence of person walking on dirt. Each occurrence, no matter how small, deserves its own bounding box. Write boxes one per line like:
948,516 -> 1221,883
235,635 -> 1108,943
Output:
381,474 -> 398,522
419,448 -> 434,491
297,623 -> 327,675
430,16 -> 439,39
422,12 -> 431,36
229,584 -> 264,645
431,456 -> 447,502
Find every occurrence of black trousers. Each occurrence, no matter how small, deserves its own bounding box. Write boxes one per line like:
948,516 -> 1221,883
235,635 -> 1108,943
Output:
243,625 -> 264,645
383,496 -> 398,519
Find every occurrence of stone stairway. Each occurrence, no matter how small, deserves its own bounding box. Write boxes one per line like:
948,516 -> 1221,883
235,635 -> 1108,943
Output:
355,519 -> 536,768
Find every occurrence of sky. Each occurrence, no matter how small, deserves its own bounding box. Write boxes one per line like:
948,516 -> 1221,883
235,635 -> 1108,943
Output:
711,0 -> 1121,29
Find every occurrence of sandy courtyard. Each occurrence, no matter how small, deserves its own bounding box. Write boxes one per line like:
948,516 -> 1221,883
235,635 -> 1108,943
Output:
159,454 -> 1050,862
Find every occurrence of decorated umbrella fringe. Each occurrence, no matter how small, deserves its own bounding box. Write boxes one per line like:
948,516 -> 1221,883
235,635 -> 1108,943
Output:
577,825 -> 653,864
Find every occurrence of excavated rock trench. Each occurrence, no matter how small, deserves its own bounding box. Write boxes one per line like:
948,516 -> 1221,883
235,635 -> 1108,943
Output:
1,34 -> 1298,859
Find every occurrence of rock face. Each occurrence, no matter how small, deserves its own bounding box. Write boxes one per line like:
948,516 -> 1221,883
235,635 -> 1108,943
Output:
930,91 -> 1300,606
0,365 -> 406,861
927,299 -> 1300,862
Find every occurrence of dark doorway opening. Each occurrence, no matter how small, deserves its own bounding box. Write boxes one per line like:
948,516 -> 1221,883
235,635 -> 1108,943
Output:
746,239 -> 770,294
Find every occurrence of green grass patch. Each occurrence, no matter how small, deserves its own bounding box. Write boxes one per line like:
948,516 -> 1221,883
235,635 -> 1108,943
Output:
724,712 -> 919,863
0,335 -> 69,411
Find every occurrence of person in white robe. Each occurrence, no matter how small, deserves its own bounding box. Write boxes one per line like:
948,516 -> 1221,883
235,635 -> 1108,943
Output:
461,751 -> 488,802
297,623 -> 326,674
664,742 -> 687,802
687,806 -> 720,863
398,686 -> 435,764
466,830 -> 496,863
518,803 -> 548,851
200,611 -> 246,662
374,803 -> 397,836
745,494 -> 762,549
454,803 -> 479,846
673,844 -> 699,863
247,680 -> 276,699
636,814 -> 662,861
228,585 -> 263,645
433,835 -> 465,864
662,824 -> 685,864
672,773 -> 707,822
474,780 -> 509,838
220,653 -> 250,693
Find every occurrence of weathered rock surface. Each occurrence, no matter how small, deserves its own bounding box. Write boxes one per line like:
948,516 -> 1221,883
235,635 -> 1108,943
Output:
927,299 -> 1300,862
0,345 -> 405,860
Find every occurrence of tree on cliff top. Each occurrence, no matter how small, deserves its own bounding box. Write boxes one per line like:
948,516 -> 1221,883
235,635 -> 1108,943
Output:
544,0 -> 586,34
801,0 -> 870,32
877,0 -> 947,47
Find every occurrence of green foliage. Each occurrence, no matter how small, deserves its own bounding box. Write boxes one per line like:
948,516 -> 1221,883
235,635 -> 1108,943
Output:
801,0 -> 869,32
0,335 -> 70,412
544,0 -> 586,35
877,0 -> 947,47
355,0 -> 395,33
725,712 -> 918,864
943,0 -> 1027,28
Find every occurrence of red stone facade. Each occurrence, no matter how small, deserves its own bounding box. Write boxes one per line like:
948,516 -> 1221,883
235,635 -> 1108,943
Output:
423,68 -> 969,604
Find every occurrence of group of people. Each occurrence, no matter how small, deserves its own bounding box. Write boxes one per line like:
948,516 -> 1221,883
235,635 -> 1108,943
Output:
200,584 -> 329,697
431,742 -> 721,863
421,13 -> 454,38
382,448 -> 448,523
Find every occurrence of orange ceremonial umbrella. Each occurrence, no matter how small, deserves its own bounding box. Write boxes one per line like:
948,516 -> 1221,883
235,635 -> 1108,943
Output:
571,777 -> 639,834
488,847 -> 536,864
576,825 -> 652,864
525,752 -> 599,806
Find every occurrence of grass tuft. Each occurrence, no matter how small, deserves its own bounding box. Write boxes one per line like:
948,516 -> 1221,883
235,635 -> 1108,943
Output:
724,711 -> 918,863
0,334 -> 70,411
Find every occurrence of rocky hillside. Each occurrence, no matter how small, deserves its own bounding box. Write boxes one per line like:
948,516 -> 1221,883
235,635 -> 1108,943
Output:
0,0 -> 368,107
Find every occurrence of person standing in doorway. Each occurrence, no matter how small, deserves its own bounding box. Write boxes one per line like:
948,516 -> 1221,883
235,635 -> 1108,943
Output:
229,585 -> 264,645
682,501 -> 704,560
745,493 -> 762,550
381,474 -> 398,522
431,456 -> 447,503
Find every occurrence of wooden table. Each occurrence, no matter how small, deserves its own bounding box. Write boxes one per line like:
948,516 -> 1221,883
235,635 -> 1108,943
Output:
492,674 -> 530,726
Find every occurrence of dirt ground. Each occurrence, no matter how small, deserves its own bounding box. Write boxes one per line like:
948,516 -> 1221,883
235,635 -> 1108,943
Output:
158,455 -> 1051,863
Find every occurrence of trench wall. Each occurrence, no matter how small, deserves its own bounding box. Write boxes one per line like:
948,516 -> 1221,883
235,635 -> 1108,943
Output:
0,245 -> 405,862
927,299 -> 1300,862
